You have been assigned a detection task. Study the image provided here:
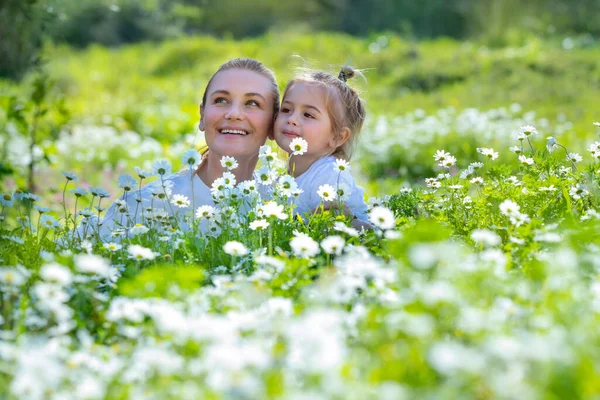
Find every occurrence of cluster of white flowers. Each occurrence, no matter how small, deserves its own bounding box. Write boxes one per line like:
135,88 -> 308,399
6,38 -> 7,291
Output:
499,199 -> 530,226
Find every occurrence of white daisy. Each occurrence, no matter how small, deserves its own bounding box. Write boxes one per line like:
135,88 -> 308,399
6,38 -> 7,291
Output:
321,235 -> 345,255
317,184 -> 337,202
369,206 -> 395,230
171,194 -> 190,208
334,159 -> 351,172
249,219 -> 270,230
289,137 -> 308,155
182,149 -> 202,169
290,235 -> 320,258
220,156 -> 239,171
128,245 -> 156,261
223,241 -> 248,256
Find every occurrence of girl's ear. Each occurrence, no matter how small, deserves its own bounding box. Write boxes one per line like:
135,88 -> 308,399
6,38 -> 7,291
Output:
331,127 -> 351,148
199,104 -> 205,131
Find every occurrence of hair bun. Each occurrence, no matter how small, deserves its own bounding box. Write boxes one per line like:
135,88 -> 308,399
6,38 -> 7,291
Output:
338,66 -> 356,83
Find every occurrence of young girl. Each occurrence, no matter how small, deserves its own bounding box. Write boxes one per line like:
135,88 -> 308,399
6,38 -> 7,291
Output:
273,67 -> 369,223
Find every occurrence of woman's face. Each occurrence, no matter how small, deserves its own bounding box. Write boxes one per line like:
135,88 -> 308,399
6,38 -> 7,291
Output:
200,69 -> 275,162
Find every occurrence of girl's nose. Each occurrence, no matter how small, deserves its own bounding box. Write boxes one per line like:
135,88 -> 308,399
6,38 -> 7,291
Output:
286,112 -> 299,126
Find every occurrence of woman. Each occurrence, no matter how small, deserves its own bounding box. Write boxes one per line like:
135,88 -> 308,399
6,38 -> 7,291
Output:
80,58 -> 280,241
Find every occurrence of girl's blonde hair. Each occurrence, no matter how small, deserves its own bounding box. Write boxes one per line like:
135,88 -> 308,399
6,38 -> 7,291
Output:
199,58 -> 280,156
283,66 -> 366,160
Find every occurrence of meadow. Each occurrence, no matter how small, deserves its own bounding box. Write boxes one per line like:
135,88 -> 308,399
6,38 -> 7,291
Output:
1,32 -> 600,398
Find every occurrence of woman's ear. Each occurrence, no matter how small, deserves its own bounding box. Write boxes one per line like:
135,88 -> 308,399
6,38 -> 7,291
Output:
330,127 -> 351,148
268,111 -> 278,140
199,104 -> 205,131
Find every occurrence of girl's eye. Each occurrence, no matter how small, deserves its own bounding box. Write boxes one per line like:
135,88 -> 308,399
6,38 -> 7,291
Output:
304,112 -> 315,119
214,97 -> 228,104
280,108 -> 291,113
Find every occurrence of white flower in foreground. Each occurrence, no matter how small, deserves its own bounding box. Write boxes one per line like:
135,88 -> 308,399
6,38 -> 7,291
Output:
0,193 -> 14,207
321,235 -> 345,255
509,212 -> 530,227
40,214 -> 61,229
546,136 -> 557,153
259,145 -> 277,162
476,147 -> 499,160
217,156 -> 237,171
429,341 -> 485,375
249,219 -> 270,230
499,199 -> 520,217
425,178 -> 441,189
438,155 -> 457,169
433,150 -> 452,162
223,241 -> 248,256
336,183 -> 351,202
518,125 -> 538,137
0,267 -> 27,286
239,180 -> 258,196
103,242 -> 122,252
334,159 -> 351,172
256,166 -> 274,185
567,152 -> 582,163
128,245 -> 156,261
471,229 -> 501,247
182,149 -> 202,169
129,224 -> 150,236
221,172 -> 236,187
333,222 -> 359,237
75,254 -> 110,276
40,263 -> 72,285
261,201 -> 288,220
518,155 -> 534,166
569,184 -> 588,200
369,206 -> 395,230
317,184 -> 337,202
135,166 -> 154,179
62,171 -> 78,181
171,194 -> 191,208
588,142 -> 600,158
289,137 -> 308,155
195,205 -> 216,220
152,159 -> 172,176
290,235 -> 320,258
367,197 -> 384,209
470,177 -> 484,185
509,146 -> 522,154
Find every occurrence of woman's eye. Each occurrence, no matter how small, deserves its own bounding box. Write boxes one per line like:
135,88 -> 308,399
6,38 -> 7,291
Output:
246,99 -> 260,107
214,97 -> 228,104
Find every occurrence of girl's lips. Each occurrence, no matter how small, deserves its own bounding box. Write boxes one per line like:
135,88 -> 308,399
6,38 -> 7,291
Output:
282,130 -> 300,138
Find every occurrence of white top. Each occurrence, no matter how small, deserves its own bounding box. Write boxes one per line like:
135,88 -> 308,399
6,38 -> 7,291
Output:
81,168 -> 214,241
293,156 -> 368,221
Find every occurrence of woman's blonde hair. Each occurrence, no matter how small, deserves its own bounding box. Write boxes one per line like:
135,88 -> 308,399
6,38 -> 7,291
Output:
199,58 -> 280,156
283,66 -> 366,160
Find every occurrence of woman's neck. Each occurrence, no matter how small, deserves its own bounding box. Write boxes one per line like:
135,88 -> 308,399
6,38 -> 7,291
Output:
196,153 -> 258,185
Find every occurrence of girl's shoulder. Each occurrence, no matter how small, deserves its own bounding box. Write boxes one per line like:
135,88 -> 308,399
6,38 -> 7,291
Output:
299,156 -> 357,187
303,156 -> 338,175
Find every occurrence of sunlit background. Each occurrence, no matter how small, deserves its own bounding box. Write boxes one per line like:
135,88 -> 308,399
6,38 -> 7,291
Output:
1,0 -> 599,202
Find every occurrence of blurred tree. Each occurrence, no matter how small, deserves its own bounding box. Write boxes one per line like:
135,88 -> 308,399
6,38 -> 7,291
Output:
0,0 -> 55,79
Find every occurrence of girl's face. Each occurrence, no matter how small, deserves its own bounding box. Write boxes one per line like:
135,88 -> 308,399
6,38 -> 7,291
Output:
200,69 -> 275,162
274,82 -> 338,159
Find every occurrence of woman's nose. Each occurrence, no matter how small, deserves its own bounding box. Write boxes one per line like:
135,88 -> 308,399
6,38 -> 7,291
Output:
225,103 -> 243,120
